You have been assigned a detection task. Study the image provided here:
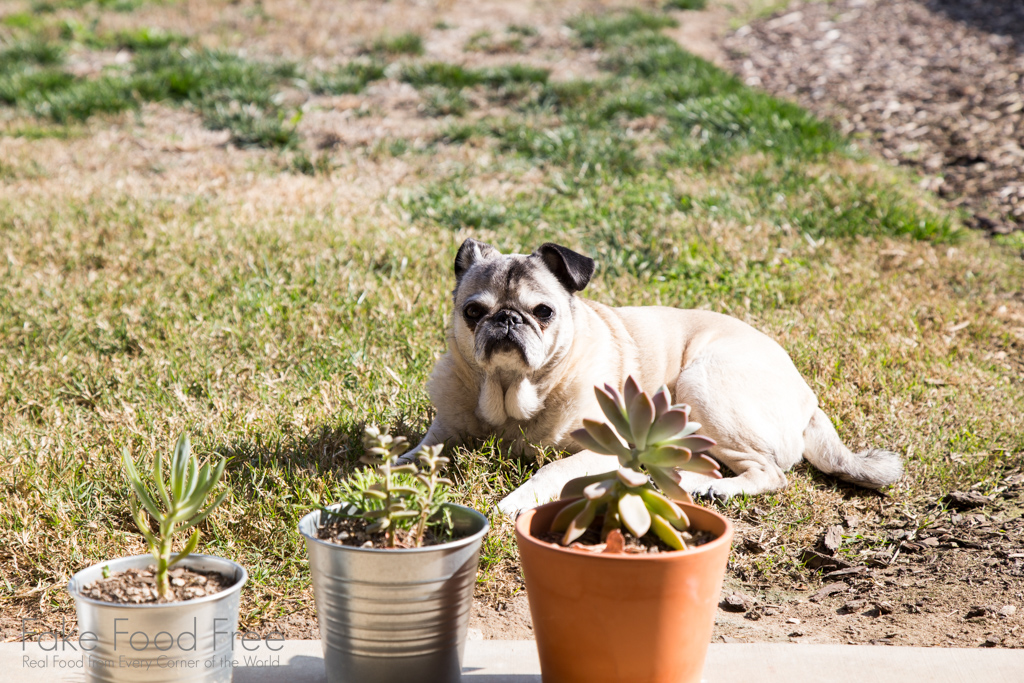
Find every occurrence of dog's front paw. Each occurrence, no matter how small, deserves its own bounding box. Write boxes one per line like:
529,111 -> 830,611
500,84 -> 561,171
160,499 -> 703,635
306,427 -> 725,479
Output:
496,493 -> 525,518
496,481 -> 561,518
694,477 -> 742,503
693,489 -> 726,505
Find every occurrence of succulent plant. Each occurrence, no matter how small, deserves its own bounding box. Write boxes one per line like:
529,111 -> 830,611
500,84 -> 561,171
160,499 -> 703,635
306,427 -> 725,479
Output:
335,426 -> 453,548
121,433 -> 229,598
553,376 -> 721,550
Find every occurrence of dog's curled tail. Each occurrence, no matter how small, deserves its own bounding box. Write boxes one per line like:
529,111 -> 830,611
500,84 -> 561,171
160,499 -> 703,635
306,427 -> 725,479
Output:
802,408 -> 903,489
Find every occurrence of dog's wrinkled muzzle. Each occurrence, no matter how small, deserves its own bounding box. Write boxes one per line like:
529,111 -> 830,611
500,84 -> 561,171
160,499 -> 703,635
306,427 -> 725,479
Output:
492,308 -> 523,332
480,309 -> 530,363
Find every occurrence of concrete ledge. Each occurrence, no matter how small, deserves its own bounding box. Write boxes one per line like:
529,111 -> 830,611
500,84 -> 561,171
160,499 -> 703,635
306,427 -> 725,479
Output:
4,639 -> 1024,682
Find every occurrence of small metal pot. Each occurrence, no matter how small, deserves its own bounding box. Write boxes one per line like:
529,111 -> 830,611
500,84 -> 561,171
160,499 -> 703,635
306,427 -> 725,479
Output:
299,503 -> 489,683
67,554 -> 247,683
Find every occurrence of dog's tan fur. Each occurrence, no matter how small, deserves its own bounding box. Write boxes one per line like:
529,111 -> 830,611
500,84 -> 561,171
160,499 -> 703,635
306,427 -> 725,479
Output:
410,239 -> 902,514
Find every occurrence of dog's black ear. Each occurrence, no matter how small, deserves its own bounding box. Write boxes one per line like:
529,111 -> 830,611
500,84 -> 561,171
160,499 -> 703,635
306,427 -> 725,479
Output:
454,238 -> 498,281
536,243 -> 595,293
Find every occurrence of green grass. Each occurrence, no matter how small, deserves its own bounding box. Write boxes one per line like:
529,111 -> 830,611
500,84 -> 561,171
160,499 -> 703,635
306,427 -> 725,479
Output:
91,27 -> 187,52
308,59 -> 386,95
401,62 -> 549,90
665,0 -> 707,10
421,86 -> 470,117
465,29 -> 529,54
367,32 -> 424,57
1,3 -> 1022,637
568,8 -> 678,48
0,37 -> 305,145
31,0 -> 149,12
0,40 -> 65,69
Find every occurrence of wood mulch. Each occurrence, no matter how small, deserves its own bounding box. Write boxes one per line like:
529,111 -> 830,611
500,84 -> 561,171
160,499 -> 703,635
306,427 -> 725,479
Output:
724,0 -> 1024,234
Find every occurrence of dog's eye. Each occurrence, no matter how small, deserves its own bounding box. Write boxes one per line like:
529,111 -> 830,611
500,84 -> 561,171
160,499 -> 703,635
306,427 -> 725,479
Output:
533,304 -> 554,320
464,303 -> 486,320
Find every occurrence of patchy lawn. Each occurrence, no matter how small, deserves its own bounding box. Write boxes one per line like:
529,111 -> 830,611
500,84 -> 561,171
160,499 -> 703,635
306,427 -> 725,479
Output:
1,0 -> 1022,648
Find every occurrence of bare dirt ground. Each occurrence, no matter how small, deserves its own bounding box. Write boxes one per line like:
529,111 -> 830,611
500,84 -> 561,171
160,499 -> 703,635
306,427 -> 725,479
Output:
725,0 -> 1024,234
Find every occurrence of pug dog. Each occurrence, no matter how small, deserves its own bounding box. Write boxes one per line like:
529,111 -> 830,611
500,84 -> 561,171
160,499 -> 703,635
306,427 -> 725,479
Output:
405,238 -> 902,515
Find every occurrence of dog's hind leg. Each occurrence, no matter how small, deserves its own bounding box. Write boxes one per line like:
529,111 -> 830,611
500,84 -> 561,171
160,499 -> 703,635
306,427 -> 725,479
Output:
674,448 -> 790,498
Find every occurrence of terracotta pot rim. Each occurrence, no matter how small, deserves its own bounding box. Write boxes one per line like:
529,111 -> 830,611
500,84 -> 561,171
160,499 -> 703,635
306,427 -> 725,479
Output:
515,497 -> 734,562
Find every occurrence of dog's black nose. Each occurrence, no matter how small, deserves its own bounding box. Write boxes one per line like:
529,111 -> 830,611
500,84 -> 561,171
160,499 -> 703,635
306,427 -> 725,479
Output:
493,309 -> 523,329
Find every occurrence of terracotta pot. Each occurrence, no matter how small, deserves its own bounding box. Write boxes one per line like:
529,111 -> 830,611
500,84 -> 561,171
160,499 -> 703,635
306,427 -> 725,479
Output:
515,498 -> 733,683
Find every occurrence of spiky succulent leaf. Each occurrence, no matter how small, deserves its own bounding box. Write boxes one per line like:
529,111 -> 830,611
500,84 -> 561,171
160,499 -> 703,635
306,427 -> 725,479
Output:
669,403 -> 691,421
182,454 -> 199,502
595,386 -> 633,443
622,376 -> 642,414
390,486 -> 421,496
579,419 -> 631,461
550,498 -> 588,532
170,465 -> 226,523
648,465 -> 692,503
665,434 -> 717,455
638,444 -> 692,468
668,508 -> 692,530
562,500 -> 598,545
583,478 -> 617,501
686,454 -> 723,477
616,466 -> 648,488
600,497 -> 621,541
122,448 -> 163,521
560,470 -> 617,499
170,432 -> 190,503
179,489 -> 229,532
570,426 -> 622,457
651,385 -> 671,418
650,513 -> 687,550
128,498 -> 157,548
646,409 -> 694,445
618,492 -> 651,538
169,529 -> 201,567
638,487 -> 684,522
627,391 -> 655,450
153,450 -> 171,508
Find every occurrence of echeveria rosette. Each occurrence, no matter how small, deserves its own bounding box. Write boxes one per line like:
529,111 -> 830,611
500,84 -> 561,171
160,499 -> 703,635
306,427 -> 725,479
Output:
553,377 -> 721,550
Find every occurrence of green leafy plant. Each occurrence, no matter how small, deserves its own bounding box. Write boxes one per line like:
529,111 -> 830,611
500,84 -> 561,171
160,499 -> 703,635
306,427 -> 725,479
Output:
553,376 -> 721,550
121,433 -> 229,598
331,426 -> 453,548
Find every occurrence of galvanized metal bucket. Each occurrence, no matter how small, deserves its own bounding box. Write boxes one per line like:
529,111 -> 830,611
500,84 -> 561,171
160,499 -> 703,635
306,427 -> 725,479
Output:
299,503 -> 489,683
67,554 -> 247,683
